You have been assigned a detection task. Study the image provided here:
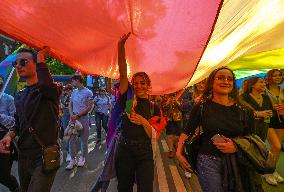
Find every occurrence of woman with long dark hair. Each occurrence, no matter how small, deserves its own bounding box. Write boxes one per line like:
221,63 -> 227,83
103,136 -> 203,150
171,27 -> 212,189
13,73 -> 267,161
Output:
176,67 -> 263,191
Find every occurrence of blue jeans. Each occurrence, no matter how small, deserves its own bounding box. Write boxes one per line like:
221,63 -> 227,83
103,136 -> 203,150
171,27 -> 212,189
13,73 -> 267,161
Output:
197,154 -> 224,192
61,108 -> 70,130
61,108 -> 70,152
95,112 -> 109,140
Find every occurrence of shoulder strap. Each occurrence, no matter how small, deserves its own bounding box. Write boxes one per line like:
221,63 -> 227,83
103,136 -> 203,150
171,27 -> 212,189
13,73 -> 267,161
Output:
21,94 -> 46,148
197,101 -> 205,135
30,100 -> 59,149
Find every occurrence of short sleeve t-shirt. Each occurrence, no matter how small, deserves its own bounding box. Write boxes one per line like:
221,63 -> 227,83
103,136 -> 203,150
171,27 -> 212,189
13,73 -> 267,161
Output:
71,87 -> 93,114
94,96 -> 110,115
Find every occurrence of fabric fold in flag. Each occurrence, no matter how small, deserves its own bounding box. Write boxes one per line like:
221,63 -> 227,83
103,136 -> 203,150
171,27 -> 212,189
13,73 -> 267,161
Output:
0,0 -> 223,94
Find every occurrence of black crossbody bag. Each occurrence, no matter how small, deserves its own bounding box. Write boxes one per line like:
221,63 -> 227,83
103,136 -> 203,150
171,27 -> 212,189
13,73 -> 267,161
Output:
22,95 -> 60,173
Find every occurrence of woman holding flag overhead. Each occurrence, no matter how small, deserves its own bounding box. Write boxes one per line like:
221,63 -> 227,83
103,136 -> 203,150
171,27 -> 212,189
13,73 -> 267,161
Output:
114,32 -> 160,192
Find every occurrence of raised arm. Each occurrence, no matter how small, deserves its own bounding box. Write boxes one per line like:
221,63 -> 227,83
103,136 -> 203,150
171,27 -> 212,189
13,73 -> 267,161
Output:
118,33 -> 131,95
37,47 -> 53,87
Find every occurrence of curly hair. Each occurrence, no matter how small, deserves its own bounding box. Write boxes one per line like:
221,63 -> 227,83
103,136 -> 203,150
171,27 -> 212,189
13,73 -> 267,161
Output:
201,66 -> 239,102
131,72 -> 151,90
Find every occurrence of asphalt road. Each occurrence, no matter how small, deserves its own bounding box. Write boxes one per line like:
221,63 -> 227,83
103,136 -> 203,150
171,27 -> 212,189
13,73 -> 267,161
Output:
1,122 -> 284,192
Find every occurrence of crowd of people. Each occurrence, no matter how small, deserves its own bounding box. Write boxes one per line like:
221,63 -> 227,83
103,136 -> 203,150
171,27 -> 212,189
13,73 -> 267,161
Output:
0,34 -> 283,192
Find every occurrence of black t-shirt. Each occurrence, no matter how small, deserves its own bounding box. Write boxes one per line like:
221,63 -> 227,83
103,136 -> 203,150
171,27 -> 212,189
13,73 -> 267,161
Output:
183,100 -> 254,157
119,91 -> 159,141
14,63 -> 61,158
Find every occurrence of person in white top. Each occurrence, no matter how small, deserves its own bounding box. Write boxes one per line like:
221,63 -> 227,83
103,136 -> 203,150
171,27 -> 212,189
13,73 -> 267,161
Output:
93,88 -> 111,143
263,69 -> 284,185
66,74 -> 93,170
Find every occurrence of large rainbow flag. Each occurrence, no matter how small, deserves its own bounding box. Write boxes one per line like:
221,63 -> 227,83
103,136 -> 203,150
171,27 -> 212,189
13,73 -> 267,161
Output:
0,0 -> 283,94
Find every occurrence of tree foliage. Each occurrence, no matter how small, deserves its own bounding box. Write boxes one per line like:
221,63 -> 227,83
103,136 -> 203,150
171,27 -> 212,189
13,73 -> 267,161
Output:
46,57 -> 76,75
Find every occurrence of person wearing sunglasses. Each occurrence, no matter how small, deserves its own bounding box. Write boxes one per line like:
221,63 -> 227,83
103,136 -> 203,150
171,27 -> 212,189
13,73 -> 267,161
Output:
0,47 -> 62,192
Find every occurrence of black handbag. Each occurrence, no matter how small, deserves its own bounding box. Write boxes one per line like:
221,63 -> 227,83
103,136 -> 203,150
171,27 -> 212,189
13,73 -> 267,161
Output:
182,102 -> 204,171
183,127 -> 202,171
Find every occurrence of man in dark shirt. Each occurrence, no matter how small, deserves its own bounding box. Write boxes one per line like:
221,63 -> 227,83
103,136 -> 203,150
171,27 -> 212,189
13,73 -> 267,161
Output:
0,47 -> 62,192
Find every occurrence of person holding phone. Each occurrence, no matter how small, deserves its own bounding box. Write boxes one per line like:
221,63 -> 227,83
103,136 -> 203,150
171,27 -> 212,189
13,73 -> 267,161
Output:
176,67 -> 263,192
265,69 -> 284,184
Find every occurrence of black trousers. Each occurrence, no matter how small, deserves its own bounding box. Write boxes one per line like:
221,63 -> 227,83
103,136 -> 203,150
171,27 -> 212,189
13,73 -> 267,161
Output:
18,156 -> 57,192
0,131 -> 19,192
116,138 -> 154,192
0,154 -> 19,191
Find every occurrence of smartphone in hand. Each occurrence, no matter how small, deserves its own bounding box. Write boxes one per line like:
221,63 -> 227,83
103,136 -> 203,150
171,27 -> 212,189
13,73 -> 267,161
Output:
211,134 -> 227,143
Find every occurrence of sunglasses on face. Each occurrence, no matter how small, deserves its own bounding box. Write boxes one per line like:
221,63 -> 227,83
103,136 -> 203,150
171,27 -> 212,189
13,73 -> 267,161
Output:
12,59 -> 29,67
215,76 -> 234,82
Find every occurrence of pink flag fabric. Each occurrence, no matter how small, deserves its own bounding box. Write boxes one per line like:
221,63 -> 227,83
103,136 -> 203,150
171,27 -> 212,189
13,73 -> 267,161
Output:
0,0 -> 222,94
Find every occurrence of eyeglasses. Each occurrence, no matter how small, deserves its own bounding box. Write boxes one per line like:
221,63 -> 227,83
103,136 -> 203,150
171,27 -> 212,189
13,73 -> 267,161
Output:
215,76 -> 234,82
12,59 -> 29,67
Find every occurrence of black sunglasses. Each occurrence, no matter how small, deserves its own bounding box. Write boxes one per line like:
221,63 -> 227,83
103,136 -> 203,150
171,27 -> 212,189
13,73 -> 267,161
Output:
12,59 -> 29,67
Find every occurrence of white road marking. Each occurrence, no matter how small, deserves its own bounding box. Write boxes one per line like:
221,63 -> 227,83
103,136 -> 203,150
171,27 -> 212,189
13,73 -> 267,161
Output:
161,139 -> 169,152
156,142 -> 169,192
169,165 -> 187,192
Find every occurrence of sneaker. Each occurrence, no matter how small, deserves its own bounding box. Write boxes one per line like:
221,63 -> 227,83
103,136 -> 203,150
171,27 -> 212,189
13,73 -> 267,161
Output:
168,151 -> 175,158
77,156 -> 86,167
273,171 -> 284,183
263,174 -> 278,185
66,159 -> 76,170
66,153 -> 71,162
